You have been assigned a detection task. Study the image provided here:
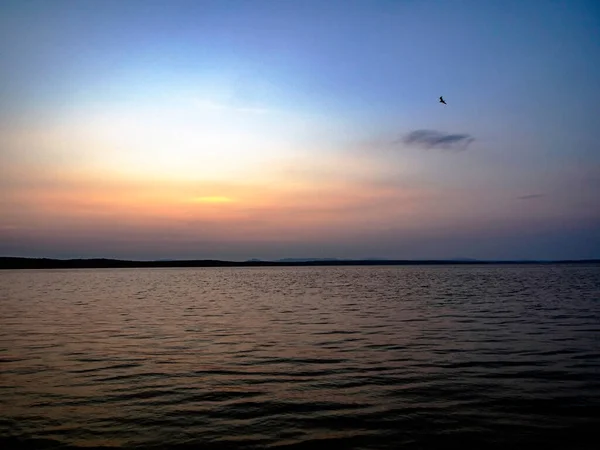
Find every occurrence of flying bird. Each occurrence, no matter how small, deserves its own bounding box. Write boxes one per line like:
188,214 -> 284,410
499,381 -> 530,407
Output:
439,96 -> 447,105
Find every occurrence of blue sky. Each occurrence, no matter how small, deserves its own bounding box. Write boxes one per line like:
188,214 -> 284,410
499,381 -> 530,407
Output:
1,0 -> 599,260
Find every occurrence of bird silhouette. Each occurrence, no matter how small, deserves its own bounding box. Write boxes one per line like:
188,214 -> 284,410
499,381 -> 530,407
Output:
439,96 -> 447,105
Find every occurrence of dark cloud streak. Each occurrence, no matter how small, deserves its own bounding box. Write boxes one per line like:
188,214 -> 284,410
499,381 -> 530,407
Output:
517,193 -> 546,200
401,129 -> 475,151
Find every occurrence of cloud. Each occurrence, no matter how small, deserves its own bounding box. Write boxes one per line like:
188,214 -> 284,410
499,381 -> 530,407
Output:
189,196 -> 235,204
517,193 -> 545,200
401,129 -> 475,151
190,98 -> 271,115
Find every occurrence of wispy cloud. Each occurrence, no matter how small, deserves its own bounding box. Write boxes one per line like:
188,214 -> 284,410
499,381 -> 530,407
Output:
517,193 -> 545,200
401,129 -> 475,151
190,99 -> 271,115
189,196 -> 235,204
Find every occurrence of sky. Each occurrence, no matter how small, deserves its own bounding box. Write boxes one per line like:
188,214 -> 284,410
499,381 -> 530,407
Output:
1,0 -> 599,261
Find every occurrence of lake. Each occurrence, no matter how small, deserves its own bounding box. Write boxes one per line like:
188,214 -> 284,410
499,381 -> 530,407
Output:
1,265 -> 599,449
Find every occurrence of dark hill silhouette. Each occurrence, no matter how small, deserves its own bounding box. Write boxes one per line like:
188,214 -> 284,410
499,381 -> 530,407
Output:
0,257 -> 598,270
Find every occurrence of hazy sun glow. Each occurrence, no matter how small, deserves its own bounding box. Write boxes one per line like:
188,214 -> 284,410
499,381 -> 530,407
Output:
191,196 -> 235,204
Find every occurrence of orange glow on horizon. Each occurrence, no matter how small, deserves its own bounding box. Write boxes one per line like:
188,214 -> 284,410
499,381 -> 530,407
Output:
0,159 -> 433,244
190,196 -> 235,204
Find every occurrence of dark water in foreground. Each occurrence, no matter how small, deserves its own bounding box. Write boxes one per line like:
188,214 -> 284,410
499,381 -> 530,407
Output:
1,265 -> 599,449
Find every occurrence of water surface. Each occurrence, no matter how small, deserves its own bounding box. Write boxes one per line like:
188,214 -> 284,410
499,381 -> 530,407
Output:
1,265 -> 599,449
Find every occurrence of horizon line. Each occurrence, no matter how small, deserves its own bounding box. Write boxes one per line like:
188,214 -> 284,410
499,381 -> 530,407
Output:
1,256 -> 599,270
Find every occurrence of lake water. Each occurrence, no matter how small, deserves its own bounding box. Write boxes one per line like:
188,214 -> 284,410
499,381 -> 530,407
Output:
1,265 -> 599,449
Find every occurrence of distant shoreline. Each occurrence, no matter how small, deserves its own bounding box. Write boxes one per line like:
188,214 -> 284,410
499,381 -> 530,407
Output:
1,257 -> 598,270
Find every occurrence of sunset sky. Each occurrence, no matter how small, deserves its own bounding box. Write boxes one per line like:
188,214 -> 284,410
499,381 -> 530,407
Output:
1,0 -> 599,260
